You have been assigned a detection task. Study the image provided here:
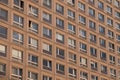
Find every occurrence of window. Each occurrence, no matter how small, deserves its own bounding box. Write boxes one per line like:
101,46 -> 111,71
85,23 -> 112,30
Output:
99,38 -> 106,47
0,8 -> 8,21
91,75 -> 98,80
115,11 -> 120,19
100,51 -> 107,61
68,67 -> 76,78
89,8 -> 95,17
109,55 -> 115,64
91,61 -> 97,70
12,49 -> 23,62
90,47 -> 97,57
101,65 -> 107,74
89,0 -> 94,4
114,0 -> 120,7
79,29 -> 86,38
80,42 -> 87,52
98,13 -> 104,22
68,38 -> 76,48
80,57 -> 87,67
0,0 -> 8,4
117,46 -> 120,54
56,4 -> 64,14
116,23 -> 120,30
43,43 -> 52,54
90,34 -> 96,43
43,59 -> 52,71
79,15 -> 86,25
28,71 -> 38,80
78,2 -> 85,11
0,44 -> 6,57
29,5 -> 38,17
67,9 -> 75,19
13,14 -> 24,27
89,20 -> 96,30
43,0 -> 52,8
69,52 -> 76,63
28,54 -> 38,66
28,37 -> 38,49
56,63 -> 65,74
12,67 -> 22,79
56,18 -> 64,29
0,63 -> 6,75
56,33 -> 64,43
29,21 -> 38,33
118,58 -> 120,65
106,6 -> 112,14
80,71 -> 88,80
68,23 -> 76,34
108,30 -> 114,38
98,1 -> 104,9
0,26 -> 7,39
99,25 -> 105,34
67,0 -> 75,5
106,0 -> 112,3
43,12 -> 52,23
116,34 -> 120,41
43,75 -> 52,80
13,0 -> 24,10
43,27 -> 52,38
108,42 -> 115,52
13,31 -> 23,44
56,47 -> 65,59
110,68 -> 116,77
107,18 -> 113,26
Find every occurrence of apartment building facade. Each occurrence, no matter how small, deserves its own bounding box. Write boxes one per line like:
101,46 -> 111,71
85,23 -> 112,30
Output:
0,0 -> 120,80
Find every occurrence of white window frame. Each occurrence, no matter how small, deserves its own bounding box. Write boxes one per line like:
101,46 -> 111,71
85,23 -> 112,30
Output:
67,0 -> 74,5
29,37 -> 38,48
28,54 -> 38,65
80,57 -> 87,66
68,23 -> 75,33
56,33 -> 64,41
79,15 -> 86,24
79,29 -> 86,38
13,0 -> 24,10
68,38 -> 75,48
56,63 -> 64,73
69,68 -> 76,77
0,44 -> 6,54
80,43 -> 87,52
78,2 -> 85,11
69,52 -> 76,62
28,71 -> 38,80
106,6 -> 112,14
0,64 -> 5,73
13,31 -> 23,43
43,43 -> 51,52
43,12 -> 51,21
29,21 -> 38,33
12,49 -> 22,60
12,67 -> 22,78
13,14 -> 23,27
80,71 -> 88,80
67,9 -> 75,19
29,5 -> 38,17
